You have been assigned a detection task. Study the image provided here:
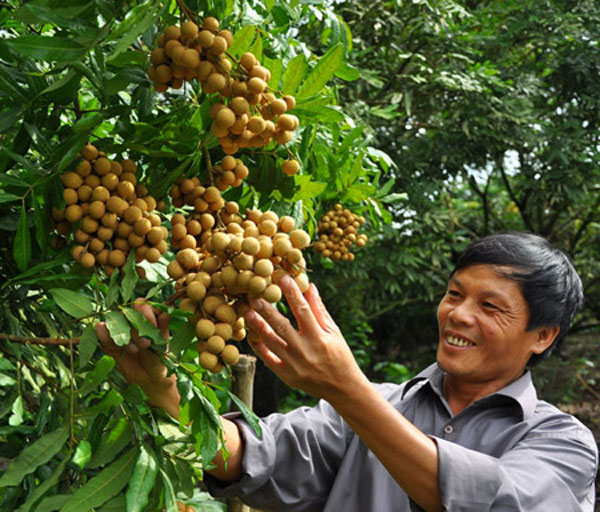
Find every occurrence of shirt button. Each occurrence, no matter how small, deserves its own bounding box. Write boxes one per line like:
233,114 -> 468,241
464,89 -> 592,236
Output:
443,425 -> 453,435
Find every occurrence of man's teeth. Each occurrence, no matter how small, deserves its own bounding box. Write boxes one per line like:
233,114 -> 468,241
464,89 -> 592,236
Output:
447,335 -> 473,347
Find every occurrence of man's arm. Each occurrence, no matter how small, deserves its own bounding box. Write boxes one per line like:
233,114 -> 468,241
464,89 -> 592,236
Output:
244,276 -> 443,512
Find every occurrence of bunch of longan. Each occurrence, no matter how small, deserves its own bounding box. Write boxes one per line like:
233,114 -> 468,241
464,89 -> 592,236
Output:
53,143 -> 168,275
210,155 -> 249,191
166,193 -> 311,373
313,204 -> 367,262
147,16 -> 301,174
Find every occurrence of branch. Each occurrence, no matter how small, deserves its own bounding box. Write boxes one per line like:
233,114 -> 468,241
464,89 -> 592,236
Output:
576,371 -> 600,402
175,0 -> 197,24
0,333 -> 80,345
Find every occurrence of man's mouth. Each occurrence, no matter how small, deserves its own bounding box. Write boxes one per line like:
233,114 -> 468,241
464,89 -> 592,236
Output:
445,334 -> 475,347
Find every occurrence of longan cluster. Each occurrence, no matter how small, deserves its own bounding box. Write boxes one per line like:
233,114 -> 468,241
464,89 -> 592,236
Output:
52,143 -> 168,275
211,155 -> 249,191
147,17 -> 233,93
147,16 -> 301,174
314,204 -> 367,262
166,196 -> 311,373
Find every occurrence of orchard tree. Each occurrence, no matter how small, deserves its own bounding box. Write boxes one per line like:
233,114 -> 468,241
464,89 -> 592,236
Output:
0,1 -> 395,509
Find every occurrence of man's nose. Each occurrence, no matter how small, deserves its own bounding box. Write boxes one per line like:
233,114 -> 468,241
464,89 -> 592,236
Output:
448,299 -> 475,325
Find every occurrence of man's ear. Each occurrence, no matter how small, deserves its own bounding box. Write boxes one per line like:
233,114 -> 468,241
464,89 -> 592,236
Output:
532,326 -> 560,354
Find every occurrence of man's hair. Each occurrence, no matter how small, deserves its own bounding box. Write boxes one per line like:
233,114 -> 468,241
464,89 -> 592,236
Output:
452,232 -> 584,366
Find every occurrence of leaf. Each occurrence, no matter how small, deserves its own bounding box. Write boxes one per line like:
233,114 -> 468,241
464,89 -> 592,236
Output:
0,106 -> 23,132
5,36 -> 87,62
125,444 -> 158,512
120,251 -> 138,303
170,321 -> 196,355
121,308 -> 165,345
297,44 -> 344,98
0,373 -> 16,386
57,134 -> 88,172
159,469 -> 178,512
227,25 -> 256,58
15,456 -> 69,512
88,418 -> 132,468
8,395 -> 23,426
13,204 -> 31,272
106,266 -> 120,308
0,426 -> 69,488
291,176 -> 327,201
78,324 -> 98,368
104,311 -> 131,346
49,288 -> 93,318
227,392 -> 262,437
79,355 -> 115,396
97,496 -> 126,511
281,54 -> 308,95
59,447 -> 138,512
72,440 -> 92,469
0,191 -> 20,204
35,495 -> 70,512
107,1 -> 160,61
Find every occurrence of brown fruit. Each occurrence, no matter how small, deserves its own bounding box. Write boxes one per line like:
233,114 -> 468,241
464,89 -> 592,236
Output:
221,344 -> 239,366
81,144 -> 98,161
65,204 -> 83,223
181,20 -> 199,40
88,201 -> 106,220
196,318 -> 216,339
203,16 -> 220,31
186,281 -> 207,302
206,335 -> 225,354
80,252 -> 96,268
199,351 -> 219,371
94,158 -> 111,176
289,229 -> 311,249
282,159 -> 300,175
108,249 -> 126,267
145,247 -> 161,263
163,25 -> 181,41
263,284 -> 282,303
167,260 -> 184,279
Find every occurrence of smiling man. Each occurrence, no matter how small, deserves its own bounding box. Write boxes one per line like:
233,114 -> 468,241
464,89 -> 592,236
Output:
99,232 -> 598,511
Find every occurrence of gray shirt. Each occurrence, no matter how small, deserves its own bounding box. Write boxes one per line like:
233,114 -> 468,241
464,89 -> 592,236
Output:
208,363 -> 598,511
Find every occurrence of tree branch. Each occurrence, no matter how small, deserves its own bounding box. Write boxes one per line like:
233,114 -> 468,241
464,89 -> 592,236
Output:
0,333 -> 80,345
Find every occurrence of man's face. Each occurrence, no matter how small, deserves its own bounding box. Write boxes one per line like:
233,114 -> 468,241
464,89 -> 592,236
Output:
436,264 -> 550,389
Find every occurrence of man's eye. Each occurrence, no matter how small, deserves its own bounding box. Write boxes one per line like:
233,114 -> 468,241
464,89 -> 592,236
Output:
482,302 -> 498,310
447,290 -> 461,297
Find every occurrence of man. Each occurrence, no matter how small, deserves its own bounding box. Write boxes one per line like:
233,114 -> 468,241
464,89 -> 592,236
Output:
98,232 -> 598,511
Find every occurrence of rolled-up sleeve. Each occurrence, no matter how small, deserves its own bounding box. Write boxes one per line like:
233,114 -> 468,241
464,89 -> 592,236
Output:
207,399 -> 351,511
435,424 -> 598,511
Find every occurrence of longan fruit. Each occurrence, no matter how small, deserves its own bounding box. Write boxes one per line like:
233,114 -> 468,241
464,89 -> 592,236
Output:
214,303 -> 236,324
206,72 -> 227,92
295,272 -> 310,293
179,298 -> 197,314
181,20 -> 199,40
186,281 -> 207,302
88,200 -> 106,220
278,216 -> 296,233
263,284 -> 282,303
197,29 -> 215,48
146,226 -> 165,245
206,335 -> 225,354
63,188 -> 78,206
134,217 -> 152,236
81,144 -> 98,161
167,260 -> 184,279
101,173 -> 119,191
210,231 -> 230,253
289,229 -> 311,249
177,248 -> 200,270
80,252 -> 96,268
203,295 -> 225,315
65,204 -> 83,223
195,318 -> 216,339
247,77 -> 266,95
72,245 -> 85,261
163,25 -> 181,41
282,159 -> 300,176
81,216 -> 99,234
221,344 -> 239,366
145,247 -> 161,263
89,237 -> 104,253
241,237 -> 260,256
214,322 -> 233,341
199,351 -> 219,372
107,249 -> 126,267
128,232 -> 145,248
93,158 -> 111,176
106,196 -> 127,216
171,223 -> 187,241
248,275 -> 267,295
113,237 -> 130,252
97,226 -> 114,241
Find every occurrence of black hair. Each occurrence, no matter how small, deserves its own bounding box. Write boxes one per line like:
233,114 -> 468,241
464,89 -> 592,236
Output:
452,232 -> 584,366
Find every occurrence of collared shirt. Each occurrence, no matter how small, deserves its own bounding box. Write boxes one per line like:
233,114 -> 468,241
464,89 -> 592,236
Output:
207,363 -> 598,511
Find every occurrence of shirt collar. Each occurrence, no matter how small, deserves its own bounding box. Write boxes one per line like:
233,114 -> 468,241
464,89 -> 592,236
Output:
401,362 -> 539,420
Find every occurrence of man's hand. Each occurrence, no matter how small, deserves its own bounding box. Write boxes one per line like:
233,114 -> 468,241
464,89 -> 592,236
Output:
96,302 -> 180,419
243,275 -> 369,405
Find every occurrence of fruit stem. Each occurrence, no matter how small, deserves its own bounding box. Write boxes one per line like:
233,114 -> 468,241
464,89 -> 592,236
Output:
203,145 -> 216,186
175,0 -> 197,24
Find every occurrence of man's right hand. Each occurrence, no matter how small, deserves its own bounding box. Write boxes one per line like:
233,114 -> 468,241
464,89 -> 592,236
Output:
95,302 -> 180,419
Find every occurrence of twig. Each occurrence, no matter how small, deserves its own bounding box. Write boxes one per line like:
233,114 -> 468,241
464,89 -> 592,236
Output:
0,333 -> 80,345
175,0 -> 197,24
576,371 -> 600,402
203,145 -> 216,186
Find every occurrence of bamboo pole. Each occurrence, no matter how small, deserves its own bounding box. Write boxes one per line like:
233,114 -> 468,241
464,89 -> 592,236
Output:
227,354 -> 260,512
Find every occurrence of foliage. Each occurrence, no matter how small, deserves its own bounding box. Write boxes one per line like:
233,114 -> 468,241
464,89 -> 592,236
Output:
0,0 -> 393,509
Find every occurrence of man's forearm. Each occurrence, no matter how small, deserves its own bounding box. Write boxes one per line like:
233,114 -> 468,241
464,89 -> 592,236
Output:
207,417 -> 245,481
328,376 -> 442,512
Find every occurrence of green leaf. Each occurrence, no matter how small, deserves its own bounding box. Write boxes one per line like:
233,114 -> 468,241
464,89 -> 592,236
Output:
0,191 -> 20,204
35,495 -> 70,512
88,418 -> 132,468
227,392 -> 262,437
170,321 -> 196,355
15,456 -> 69,512
13,4 -> 91,30
120,251 -> 138,303
13,204 -> 31,272
0,426 -> 68,488
107,1 -> 160,61
282,54 -> 308,95
59,447 -> 138,512
106,266 -> 120,308
159,469 -> 178,512
297,44 -> 344,98
57,134 -> 87,173
341,183 -> 376,203
104,311 -> 131,346
227,25 -> 256,58
97,496 -> 126,511
79,355 -> 115,396
125,444 -> 158,512
0,106 -> 23,132
121,308 -> 165,345
72,440 -> 92,469
5,36 -> 87,62
78,324 -> 98,368
8,395 -> 24,426
292,176 -> 327,201
49,288 -> 93,318
0,373 -> 16,386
